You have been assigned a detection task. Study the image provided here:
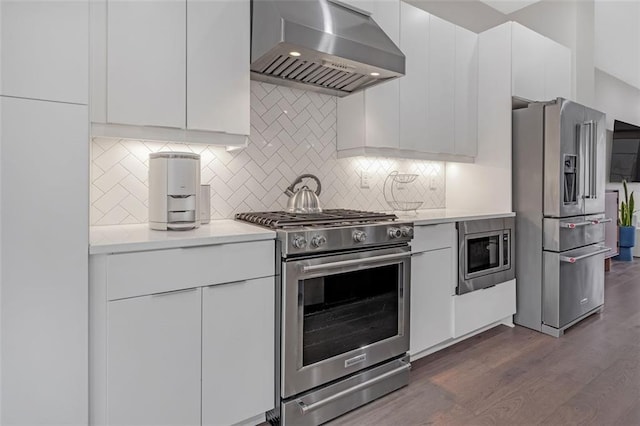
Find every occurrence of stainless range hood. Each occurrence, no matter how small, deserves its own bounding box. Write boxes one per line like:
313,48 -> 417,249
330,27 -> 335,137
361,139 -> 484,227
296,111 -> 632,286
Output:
250,0 -> 406,97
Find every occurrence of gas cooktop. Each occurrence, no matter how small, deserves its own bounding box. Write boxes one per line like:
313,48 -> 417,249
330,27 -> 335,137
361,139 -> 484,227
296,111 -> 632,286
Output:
235,209 -> 398,229
236,209 -> 412,257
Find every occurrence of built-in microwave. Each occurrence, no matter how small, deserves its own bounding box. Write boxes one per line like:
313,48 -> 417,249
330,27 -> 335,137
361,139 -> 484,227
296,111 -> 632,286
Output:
457,217 -> 515,295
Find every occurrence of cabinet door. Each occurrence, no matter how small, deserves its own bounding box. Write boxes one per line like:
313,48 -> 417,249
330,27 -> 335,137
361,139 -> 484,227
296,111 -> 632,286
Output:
202,278 -> 275,425
107,289 -> 201,426
364,0 -> 400,149
0,0 -> 88,104
427,15 -> 455,154
544,40 -> 572,100
410,248 -> 454,356
511,23 -> 545,102
187,0 -> 249,135
399,2 -> 429,151
107,0 -> 186,128
1,98 -> 88,425
454,26 -> 478,158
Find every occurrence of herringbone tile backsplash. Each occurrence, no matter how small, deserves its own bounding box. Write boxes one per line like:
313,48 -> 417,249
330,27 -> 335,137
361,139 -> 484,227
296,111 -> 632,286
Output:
91,81 -> 446,226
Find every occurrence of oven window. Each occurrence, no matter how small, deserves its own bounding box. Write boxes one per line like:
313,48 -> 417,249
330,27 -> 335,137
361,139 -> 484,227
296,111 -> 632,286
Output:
302,264 -> 400,367
467,235 -> 500,274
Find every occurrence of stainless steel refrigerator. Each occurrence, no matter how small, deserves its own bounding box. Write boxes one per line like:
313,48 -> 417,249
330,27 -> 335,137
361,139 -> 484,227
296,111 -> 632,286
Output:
513,98 -> 611,337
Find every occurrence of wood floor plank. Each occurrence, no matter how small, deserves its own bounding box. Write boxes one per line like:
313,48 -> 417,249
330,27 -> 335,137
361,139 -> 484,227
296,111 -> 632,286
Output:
541,356 -> 640,425
327,259 -> 640,426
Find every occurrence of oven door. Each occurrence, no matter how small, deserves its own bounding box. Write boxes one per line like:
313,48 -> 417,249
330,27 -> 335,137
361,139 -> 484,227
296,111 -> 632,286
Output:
281,246 -> 410,398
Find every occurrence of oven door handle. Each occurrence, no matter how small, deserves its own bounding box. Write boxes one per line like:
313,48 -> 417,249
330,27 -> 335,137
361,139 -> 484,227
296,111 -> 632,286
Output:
296,361 -> 411,414
301,252 -> 410,273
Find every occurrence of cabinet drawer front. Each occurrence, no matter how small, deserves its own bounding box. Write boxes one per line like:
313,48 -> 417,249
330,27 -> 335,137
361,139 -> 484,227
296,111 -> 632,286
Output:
412,223 -> 455,253
453,279 -> 515,338
107,240 -> 274,300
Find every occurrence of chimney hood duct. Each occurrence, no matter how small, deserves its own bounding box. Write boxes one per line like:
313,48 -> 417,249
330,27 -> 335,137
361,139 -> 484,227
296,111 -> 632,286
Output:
250,0 -> 406,97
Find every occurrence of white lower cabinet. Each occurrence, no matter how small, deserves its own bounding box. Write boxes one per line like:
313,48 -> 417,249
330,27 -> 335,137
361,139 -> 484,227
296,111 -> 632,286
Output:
202,278 -> 275,426
96,242 -> 276,426
452,279 -> 516,338
409,221 -> 516,359
107,288 -> 202,426
410,248 -> 454,356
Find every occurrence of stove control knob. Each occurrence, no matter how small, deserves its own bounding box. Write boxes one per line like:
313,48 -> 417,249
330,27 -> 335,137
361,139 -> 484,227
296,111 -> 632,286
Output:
292,235 -> 307,249
311,235 -> 327,248
388,227 -> 402,239
400,226 -> 414,238
353,230 -> 367,243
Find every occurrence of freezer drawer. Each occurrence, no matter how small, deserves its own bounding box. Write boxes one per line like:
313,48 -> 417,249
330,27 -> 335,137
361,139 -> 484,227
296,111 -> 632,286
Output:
543,214 -> 609,252
543,245 -> 609,329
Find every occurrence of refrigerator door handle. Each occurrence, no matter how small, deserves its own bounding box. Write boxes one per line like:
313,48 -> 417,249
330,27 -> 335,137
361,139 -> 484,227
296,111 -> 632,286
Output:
580,121 -> 596,200
559,246 -> 610,263
579,122 -> 589,201
589,120 -> 598,199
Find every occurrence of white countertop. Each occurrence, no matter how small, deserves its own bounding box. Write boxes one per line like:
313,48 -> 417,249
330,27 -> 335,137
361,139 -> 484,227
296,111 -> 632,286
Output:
401,209 -> 515,225
89,210 -> 514,254
90,220 -> 276,254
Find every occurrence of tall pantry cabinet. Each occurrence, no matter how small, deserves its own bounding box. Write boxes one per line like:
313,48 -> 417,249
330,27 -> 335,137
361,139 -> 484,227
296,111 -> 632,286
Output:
0,0 -> 89,424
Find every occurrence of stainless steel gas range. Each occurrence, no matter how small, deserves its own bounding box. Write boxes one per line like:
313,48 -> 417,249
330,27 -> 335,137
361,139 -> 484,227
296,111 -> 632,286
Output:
235,209 -> 413,425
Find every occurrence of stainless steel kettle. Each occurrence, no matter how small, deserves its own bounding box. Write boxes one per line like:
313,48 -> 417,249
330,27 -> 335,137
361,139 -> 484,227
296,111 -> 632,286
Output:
284,174 -> 322,213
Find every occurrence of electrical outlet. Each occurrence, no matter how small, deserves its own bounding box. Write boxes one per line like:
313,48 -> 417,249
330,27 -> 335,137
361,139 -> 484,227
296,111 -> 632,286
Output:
360,170 -> 370,189
430,176 -> 438,190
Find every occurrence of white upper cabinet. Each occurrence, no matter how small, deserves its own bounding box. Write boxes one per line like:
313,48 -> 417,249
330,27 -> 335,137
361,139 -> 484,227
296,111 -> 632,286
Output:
511,23 -> 546,102
454,26 -> 478,158
336,0 -> 401,153
510,22 -> 571,102
0,0 -> 88,104
427,15 -> 455,155
187,0 -> 250,135
544,40 -> 572,100
338,2 -> 478,162
364,0 -> 401,150
92,0 -> 250,144
399,2 -> 429,151
107,0 -> 186,128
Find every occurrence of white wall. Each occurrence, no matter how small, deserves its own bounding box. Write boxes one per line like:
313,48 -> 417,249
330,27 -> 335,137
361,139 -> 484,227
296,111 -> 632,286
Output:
598,68 -> 640,204
594,0 -> 640,90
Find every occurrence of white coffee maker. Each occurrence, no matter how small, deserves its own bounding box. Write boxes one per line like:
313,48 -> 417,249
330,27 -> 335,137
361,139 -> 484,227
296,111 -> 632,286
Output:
148,152 -> 201,230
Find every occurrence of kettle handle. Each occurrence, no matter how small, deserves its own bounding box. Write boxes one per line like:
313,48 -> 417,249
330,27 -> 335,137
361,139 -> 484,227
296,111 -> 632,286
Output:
285,174 -> 322,196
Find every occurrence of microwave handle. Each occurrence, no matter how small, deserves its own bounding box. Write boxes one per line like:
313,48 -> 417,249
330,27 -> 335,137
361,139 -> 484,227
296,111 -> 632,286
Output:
502,230 -> 510,267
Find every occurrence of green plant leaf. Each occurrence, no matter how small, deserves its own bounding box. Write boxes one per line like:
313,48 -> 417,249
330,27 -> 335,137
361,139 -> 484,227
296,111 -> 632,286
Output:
624,180 -> 629,206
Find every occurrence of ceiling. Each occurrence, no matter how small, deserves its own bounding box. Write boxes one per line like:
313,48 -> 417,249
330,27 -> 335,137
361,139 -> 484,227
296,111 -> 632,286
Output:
479,0 -> 543,15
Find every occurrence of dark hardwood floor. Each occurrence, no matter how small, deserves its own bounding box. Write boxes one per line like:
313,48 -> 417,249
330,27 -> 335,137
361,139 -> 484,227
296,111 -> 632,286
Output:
329,260 -> 640,426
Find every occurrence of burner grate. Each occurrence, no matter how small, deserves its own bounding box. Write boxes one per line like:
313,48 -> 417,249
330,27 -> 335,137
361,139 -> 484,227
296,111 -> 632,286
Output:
235,209 -> 397,229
